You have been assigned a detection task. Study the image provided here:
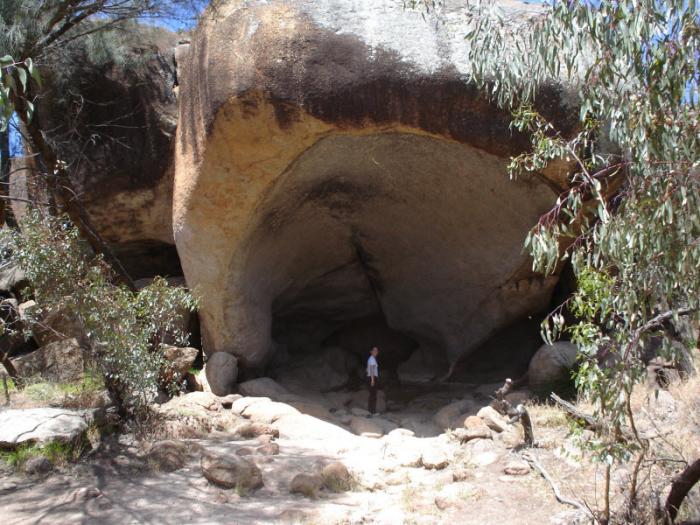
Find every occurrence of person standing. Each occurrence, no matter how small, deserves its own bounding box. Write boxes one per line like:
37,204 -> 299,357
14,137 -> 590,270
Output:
367,346 -> 380,414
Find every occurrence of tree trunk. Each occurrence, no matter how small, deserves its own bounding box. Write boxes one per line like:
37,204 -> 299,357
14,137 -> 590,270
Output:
9,76 -> 136,291
665,458 -> 700,524
0,127 -> 9,226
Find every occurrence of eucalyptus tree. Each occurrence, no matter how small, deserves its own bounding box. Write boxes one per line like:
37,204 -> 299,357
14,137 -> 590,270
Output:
448,0 -> 699,522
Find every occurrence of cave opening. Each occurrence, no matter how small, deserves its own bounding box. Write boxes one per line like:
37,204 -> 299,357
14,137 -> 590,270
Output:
227,132 -> 562,403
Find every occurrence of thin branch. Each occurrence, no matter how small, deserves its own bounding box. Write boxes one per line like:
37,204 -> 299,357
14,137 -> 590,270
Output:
522,451 -> 594,518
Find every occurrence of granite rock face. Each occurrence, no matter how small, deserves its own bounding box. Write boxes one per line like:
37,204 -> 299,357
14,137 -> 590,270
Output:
173,0 -> 575,372
0,408 -> 91,448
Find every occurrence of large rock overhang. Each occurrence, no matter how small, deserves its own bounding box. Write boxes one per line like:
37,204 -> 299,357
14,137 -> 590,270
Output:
174,0 -> 575,370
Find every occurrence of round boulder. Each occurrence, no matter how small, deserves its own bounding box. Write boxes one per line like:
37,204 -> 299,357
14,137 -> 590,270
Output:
205,352 -> 238,396
528,341 -> 579,396
201,452 -> 263,491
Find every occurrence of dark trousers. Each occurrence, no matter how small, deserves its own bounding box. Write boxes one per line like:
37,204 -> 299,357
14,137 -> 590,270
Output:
368,377 -> 379,414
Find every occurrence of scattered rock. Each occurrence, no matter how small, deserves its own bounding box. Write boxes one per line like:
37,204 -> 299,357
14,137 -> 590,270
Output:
350,407 -> 370,417
421,448 -> 449,470
321,461 -> 352,492
22,456 -> 52,475
13,338 -> 85,383
452,467 -> 472,482
349,416 -> 384,438
528,341 -> 578,395
201,452 -> 263,491
205,352 -> 238,396
162,345 -> 198,379
219,394 -> 242,408
255,443 -> 279,456
477,406 -> 509,433
504,460 -> 530,476
434,484 -> 469,510
233,422 -> 279,439
0,408 -> 90,447
290,473 -> 323,497
452,427 -> 492,442
148,440 -> 188,472
241,399 -> 300,424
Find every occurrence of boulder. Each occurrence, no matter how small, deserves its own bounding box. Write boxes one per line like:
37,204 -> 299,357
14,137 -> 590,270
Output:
274,414 -> 354,442
156,391 -> 222,421
25,305 -> 87,348
201,452 -> 263,491
397,346 -> 448,383
255,443 -> 279,456
504,460 -> 530,476
162,345 -> 198,379
421,448 -> 450,470
147,440 -> 188,472
477,406 -> 510,433
205,352 -> 238,396
0,408 -> 90,448
528,342 -> 578,395
13,338 -> 85,383
241,399 -> 300,424
321,462 -> 352,492
434,399 -> 478,430
174,0 -> 573,371
289,473 -> 323,497
233,421 -> 279,439
22,456 -> 53,475
238,378 -> 290,398
349,416 -> 385,438
272,346 -> 352,392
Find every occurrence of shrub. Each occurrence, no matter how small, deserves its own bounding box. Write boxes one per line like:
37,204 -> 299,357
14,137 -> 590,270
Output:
0,211 -> 198,416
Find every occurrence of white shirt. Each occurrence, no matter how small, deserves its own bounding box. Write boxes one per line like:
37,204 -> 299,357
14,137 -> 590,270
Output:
367,355 -> 379,377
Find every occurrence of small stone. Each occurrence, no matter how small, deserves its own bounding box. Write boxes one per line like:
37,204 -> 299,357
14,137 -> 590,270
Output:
421,449 -> 449,470
201,452 -> 263,491
476,406 -> 509,433
464,415 -> 485,429
148,440 -> 188,472
290,473 -> 323,497
504,460 -> 530,476
452,467 -> 472,482
22,456 -> 52,475
234,422 -> 279,439
236,447 -> 254,456
321,461 -> 352,492
255,443 -> 279,456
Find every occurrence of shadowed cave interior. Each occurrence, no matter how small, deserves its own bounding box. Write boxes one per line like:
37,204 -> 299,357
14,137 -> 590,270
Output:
225,133 -> 566,396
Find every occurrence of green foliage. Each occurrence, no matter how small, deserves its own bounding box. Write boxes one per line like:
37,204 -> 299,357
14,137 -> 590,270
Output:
0,211 -> 198,413
0,437 -> 87,469
460,1 -> 700,519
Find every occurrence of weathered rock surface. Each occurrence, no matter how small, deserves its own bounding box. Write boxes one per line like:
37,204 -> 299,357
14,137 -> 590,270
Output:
13,338 -> 85,383
174,0 -> 574,372
201,452 -> 263,490
289,473 -> 323,497
162,345 -> 198,379
477,406 -> 510,433
205,352 -> 238,396
434,399 -> 479,430
0,408 -> 90,448
528,342 -> 579,395
147,440 -> 188,472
